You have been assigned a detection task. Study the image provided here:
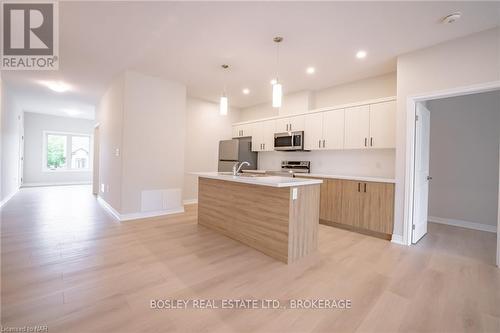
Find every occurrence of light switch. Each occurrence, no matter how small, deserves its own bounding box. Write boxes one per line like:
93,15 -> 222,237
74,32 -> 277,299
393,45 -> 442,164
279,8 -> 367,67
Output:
292,188 -> 298,200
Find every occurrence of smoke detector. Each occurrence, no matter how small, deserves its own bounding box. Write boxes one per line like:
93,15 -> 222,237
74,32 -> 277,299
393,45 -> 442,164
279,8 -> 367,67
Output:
442,12 -> 462,24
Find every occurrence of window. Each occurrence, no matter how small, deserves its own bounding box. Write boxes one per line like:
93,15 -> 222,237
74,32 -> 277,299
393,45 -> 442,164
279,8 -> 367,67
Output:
44,132 -> 91,171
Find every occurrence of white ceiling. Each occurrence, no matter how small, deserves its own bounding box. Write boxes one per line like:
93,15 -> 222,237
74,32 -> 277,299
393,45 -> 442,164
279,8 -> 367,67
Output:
3,1 -> 499,119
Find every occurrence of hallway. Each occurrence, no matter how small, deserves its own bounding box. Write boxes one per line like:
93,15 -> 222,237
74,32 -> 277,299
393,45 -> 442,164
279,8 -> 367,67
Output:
1,185 -> 500,332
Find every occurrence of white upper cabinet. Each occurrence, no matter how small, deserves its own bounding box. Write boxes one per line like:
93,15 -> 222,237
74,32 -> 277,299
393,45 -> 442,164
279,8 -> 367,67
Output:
252,120 -> 276,152
304,109 -> 345,150
232,98 -> 396,151
369,101 -> 396,148
344,105 -> 370,149
304,113 -> 323,150
276,115 -> 305,132
323,109 -> 345,150
232,123 -> 253,138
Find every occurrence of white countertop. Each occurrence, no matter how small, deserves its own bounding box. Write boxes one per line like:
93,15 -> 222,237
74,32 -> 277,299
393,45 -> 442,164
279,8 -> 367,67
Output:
192,172 -> 323,188
241,170 -> 395,184
295,173 -> 395,184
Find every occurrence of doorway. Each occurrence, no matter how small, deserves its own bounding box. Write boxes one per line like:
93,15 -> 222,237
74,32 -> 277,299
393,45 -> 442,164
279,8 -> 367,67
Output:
92,124 -> 100,195
404,81 -> 500,266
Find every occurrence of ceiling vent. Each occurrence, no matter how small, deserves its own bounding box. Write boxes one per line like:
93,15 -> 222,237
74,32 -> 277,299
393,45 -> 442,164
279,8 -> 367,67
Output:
442,12 -> 462,24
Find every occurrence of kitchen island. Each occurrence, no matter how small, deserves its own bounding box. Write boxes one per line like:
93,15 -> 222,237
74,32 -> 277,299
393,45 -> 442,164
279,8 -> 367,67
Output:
194,172 -> 322,264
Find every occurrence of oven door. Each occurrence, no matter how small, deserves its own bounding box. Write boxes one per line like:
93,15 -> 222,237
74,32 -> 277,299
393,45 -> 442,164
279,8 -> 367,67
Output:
274,131 -> 304,151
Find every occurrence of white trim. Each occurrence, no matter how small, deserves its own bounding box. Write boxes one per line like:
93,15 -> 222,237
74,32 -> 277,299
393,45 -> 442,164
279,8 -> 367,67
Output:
183,198 -> 198,205
391,234 -> 405,245
403,80 -> 500,247
232,96 -> 396,125
42,130 -> 93,173
428,216 -> 497,233
97,196 -> 185,222
22,181 -> 91,188
0,188 -> 19,209
97,196 -> 121,220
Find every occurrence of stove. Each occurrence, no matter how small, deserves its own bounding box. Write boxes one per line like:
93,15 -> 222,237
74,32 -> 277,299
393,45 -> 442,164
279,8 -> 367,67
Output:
266,161 -> 311,177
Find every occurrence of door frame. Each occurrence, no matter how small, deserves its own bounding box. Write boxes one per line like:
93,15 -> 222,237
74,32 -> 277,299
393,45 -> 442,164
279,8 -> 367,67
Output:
92,123 -> 100,195
403,81 -> 500,265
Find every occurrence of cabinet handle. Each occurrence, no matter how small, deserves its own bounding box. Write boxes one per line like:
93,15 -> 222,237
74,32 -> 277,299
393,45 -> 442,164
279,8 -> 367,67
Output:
358,183 -> 360,192
318,140 -> 321,148
370,137 -> 373,146
322,139 -> 325,148
364,138 -> 367,147
364,183 -> 367,193
263,143 -> 265,150
289,123 -> 292,131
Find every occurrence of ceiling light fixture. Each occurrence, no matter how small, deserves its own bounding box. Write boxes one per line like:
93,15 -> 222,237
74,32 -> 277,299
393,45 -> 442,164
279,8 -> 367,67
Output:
306,67 -> 315,74
442,12 -> 462,24
272,36 -> 283,108
356,50 -> 367,59
219,64 -> 229,116
242,88 -> 250,95
40,80 -> 71,93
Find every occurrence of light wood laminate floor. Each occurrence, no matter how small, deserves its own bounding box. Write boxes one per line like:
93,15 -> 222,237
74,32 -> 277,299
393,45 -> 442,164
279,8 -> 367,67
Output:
1,185 -> 499,332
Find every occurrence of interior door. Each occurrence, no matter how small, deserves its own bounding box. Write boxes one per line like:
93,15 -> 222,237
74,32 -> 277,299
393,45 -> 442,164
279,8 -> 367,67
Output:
369,101 -> 396,148
412,102 -> 431,243
344,105 -> 370,149
304,113 -> 323,150
323,109 -> 345,150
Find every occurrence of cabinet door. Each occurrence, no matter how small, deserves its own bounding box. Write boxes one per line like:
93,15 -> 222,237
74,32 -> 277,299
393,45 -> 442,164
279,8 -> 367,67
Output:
369,101 -> 396,148
275,118 -> 289,133
251,122 -> 263,152
232,125 -> 242,138
323,109 -> 345,150
304,113 -> 323,150
341,180 -> 363,227
240,123 -> 254,138
289,115 -> 305,131
362,182 -> 394,234
324,179 -> 343,223
261,120 -> 276,151
344,105 -> 370,149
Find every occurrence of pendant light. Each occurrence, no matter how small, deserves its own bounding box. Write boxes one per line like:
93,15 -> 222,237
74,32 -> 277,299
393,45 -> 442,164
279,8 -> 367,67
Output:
220,64 -> 229,115
272,36 -> 283,108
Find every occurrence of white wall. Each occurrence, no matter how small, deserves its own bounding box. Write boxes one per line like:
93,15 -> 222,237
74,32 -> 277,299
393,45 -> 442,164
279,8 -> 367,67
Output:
395,27 -> 500,237
238,73 -> 396,122
258,149 -> 395,178
427,91 -> 500,227
23,112 -> 94,185
97,74 -> 125,212
314,72 -> 396,109
183,98 -> 240,201
121,71 -> 186,214
1,83 -> 22,203
97,71 -> 187,215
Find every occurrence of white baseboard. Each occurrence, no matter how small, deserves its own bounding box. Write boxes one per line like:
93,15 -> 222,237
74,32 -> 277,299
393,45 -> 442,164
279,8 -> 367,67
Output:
428,216 -> 497,233
0,188 -> 19,209
183,198 -> 198,205
22,181 -> 91,188
391,234 -> 406,245
97,196 -> 185,222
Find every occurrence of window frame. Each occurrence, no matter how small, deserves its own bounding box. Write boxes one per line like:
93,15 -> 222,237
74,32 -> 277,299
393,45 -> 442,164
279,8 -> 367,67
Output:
42,131 -> 93,172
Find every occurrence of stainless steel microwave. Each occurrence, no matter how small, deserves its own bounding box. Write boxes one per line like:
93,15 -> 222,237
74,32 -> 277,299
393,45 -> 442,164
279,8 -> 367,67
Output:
274,131 -> 304,151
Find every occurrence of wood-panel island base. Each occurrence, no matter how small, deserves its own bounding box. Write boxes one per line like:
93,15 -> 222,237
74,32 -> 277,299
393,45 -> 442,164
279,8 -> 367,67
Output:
197,177 -> 321,264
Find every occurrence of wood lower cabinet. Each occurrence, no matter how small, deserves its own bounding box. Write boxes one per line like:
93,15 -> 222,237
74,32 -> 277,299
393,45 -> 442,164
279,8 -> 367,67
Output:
312,177 -> 395,239
317,179 -> 342,224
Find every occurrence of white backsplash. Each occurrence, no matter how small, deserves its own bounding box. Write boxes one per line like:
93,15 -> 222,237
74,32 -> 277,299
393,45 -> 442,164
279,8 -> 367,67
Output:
258,149 -> 396,179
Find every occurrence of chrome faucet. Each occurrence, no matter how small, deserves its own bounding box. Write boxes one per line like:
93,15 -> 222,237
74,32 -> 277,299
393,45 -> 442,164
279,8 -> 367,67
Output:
232,161 -> 251,176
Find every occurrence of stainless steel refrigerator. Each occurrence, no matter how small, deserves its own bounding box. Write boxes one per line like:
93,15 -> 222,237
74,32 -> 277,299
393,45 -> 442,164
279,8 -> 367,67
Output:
218,137 -> 258,172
